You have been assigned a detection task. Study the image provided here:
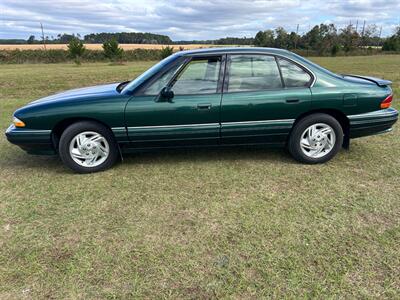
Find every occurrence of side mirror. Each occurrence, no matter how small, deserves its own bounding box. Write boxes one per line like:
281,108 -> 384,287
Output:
158,86 -> 174,102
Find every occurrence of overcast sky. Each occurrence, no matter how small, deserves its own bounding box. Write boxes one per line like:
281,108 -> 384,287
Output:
1,0 -> 399,40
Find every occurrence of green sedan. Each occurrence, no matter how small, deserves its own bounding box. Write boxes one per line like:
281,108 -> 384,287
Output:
6,48 -> 398,173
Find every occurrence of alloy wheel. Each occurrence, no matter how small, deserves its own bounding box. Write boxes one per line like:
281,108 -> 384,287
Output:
69,131 -> 110,167
300,123 -> 336,158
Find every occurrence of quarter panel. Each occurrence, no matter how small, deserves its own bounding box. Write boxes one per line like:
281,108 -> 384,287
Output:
310,86 -> 391,115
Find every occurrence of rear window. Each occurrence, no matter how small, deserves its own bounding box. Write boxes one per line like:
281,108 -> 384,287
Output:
277,58 -> 312,88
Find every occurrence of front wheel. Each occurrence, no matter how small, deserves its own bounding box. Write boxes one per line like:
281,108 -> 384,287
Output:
288,114 -> 343,164
59,121 -> 119,173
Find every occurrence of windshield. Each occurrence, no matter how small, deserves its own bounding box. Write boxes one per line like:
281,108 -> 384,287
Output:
122,53 -> 181,94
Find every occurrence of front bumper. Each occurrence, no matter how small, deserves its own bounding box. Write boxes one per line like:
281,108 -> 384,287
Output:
348,108 -> 399,138
5,125 -> 55,155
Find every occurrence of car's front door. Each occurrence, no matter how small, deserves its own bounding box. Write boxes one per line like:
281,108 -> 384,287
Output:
220,54 -> 313,145
125,55 -> 223,148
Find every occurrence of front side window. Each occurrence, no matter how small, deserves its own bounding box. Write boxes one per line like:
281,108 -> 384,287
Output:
227,55 -> 282,92
143,62 -> 183,95
123,53 -> 179,94
277,58 -> 312,88
172,57 -> 221,95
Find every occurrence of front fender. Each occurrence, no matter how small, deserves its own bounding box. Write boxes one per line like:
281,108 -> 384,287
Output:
14,95 -> 130,131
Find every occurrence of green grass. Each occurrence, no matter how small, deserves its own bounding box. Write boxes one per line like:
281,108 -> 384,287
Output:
1,56 -> 399,299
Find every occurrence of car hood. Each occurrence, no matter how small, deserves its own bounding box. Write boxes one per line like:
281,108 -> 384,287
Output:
29,82 -> 121,105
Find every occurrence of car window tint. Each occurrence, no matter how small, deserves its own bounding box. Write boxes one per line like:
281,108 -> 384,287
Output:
172,57 -> 221,95
228,55 -> 282,92
277,58 -> 311,88
143,62 -> 182,95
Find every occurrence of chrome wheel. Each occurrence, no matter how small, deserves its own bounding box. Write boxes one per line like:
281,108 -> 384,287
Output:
300,123 -> 336,158
69,131 -> 109,167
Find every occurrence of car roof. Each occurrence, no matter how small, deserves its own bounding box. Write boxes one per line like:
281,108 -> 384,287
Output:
177,47 -> 292,56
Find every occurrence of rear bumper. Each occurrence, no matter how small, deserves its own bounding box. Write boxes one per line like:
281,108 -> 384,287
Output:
5,125 -> 56,155
348,108 -> 398,138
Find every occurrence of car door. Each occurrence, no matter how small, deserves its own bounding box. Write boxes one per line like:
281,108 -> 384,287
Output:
220,54 -> 313,145
124,55 -> 224,148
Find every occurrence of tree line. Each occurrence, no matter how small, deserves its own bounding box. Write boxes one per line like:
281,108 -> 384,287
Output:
253,24 -> 400,55
84,32 -> 172,44
2,23 -> 400,55
20,32 -> 172,45
174,37 -> 254,45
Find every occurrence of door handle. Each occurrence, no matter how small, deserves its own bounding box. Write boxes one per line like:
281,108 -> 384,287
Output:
197,103 -> 212,110
286,98 -> 300,103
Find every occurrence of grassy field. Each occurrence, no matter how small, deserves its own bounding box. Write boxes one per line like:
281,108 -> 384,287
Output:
0,56 -> 399,299
0,44 -> 216,51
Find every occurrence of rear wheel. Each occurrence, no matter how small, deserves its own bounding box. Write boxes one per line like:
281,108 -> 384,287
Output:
288,113 -> 343,164
59,121 -> 119,173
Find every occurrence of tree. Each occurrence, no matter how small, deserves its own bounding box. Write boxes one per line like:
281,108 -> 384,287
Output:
254,31 -> 266,46
331,44 -> 340,56
382,26 -> 400,51
27,35 -> 35,44
361,24 -> 379,46
254,30 -> 274,47
382,35 -> 400,51
288,32 -> 301,49
58,33 -> 76,43
102,39 -> 124,62
274,27 -> 289,49
160,46 -> 174,59
67,38 -> 86,65
302,24 -> 338,55
340,25 -> 360,52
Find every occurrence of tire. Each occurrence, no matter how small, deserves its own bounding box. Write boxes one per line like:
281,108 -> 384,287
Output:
59,121 -> 119,173
288,113 -> 343,164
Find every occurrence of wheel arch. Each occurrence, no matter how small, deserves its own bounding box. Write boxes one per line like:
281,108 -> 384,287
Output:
51,117 -> 116,151
291,109 -> 350,148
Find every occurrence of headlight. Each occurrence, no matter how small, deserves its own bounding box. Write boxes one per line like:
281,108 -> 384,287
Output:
13,116 -> 25,128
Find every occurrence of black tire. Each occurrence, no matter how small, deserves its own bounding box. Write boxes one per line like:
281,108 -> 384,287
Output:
59,121 -> 119,173
288,113 -> 343,164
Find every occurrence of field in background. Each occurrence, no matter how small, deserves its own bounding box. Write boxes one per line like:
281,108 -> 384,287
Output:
0,56 -> 399,298
0,43 -> 219,50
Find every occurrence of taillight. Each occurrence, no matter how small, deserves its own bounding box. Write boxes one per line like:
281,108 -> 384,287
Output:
380,94 -> 393,109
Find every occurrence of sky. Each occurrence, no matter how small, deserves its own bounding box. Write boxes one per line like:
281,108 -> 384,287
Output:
1,0 -> 399,40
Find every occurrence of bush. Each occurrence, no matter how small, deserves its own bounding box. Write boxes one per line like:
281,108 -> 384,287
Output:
0,49 -> 164,64
67,38 -> 86,64
330,44 -> 340,56
102,39 -> 124,62
160,46 -> 174,59
382,37 -> 400,51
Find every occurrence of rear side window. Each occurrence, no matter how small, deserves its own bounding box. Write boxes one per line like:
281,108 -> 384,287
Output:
228,55 -> 282,92
277,58 -> 312,88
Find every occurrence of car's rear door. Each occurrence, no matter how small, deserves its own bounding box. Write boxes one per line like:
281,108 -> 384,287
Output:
124,55 -> 224,148
220,54 -> 313,145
